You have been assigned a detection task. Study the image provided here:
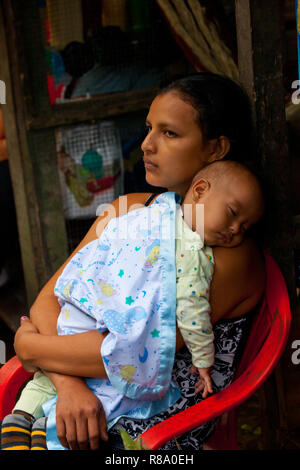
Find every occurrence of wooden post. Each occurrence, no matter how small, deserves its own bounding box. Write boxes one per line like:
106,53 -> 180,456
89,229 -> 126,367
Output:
0,0 -> 68,307
235,0 -> 296,448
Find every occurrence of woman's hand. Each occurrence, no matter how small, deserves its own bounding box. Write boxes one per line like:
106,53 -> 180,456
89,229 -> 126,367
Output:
14,316 -> 39,372
55,377 -> 108,450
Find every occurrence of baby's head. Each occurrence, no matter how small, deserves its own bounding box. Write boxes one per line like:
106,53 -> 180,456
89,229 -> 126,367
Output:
183,160 -> 265,248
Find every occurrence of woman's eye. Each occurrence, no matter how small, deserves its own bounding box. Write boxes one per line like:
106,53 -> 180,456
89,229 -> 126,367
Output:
229,206 -> 237,216
165,130 -> 177,138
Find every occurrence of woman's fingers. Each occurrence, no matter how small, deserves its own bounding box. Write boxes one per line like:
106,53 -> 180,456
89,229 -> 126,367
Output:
87,401 -> 108,450
87,416 -> 100,450
56,416 -> 69,449
57,406 -> 108,450
65,418 -> 79,450
76,417 -> 89,450
58,415 -> 95,450
55,382 -> 109,450
98,404 -> 109,443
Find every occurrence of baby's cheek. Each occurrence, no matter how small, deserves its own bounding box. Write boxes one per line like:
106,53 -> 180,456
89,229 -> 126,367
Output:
228,235 -> 244,248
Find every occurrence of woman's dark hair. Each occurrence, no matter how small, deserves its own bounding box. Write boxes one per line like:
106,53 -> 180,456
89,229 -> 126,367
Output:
159,73 -> 256,165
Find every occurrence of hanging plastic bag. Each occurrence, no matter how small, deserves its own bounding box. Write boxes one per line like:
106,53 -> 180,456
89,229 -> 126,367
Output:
56,121 -> 124,219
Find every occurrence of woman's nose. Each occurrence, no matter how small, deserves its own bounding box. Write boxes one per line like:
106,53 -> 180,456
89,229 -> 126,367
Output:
141,130 -> 156,153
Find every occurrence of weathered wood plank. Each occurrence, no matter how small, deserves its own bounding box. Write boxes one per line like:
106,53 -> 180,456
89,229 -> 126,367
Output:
0,0 -> 41,307
0,0 -> 69,306
17,0 -> 69,277
235,0 -> 295,448
236,0 -> 294,297
26,88 -> 157,130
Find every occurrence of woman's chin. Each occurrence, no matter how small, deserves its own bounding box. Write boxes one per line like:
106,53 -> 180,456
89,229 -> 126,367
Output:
145,173 -> 163,188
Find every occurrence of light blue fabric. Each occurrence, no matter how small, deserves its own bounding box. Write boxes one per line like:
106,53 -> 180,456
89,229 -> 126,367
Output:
71,63 -> 163,98
43,192 -> 181,450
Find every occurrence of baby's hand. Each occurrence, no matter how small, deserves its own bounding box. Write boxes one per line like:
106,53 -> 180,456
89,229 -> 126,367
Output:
190,365 -> 213,398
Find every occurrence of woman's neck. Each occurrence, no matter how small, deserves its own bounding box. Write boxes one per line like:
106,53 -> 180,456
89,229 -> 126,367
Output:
167,183 -> 189,198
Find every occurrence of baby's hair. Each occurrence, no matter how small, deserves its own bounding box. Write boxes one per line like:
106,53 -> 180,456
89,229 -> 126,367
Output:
191,160 -> 257,187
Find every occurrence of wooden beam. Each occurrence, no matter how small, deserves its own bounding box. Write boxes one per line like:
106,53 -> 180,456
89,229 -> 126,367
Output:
235,0 -> 295,448
26,88 -> 157,131
235,0 -> 294,295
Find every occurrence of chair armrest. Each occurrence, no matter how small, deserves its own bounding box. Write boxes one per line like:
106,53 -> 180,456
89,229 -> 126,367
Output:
140,372 -> 254,449
0,356 -> 33,419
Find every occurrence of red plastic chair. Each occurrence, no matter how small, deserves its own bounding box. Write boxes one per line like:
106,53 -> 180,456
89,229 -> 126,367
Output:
140,252 -> 291,449
0,252 -> 291,450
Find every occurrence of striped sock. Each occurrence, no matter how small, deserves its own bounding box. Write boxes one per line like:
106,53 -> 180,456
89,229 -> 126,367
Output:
0,412 -> 33,450
31,417 -> 47,450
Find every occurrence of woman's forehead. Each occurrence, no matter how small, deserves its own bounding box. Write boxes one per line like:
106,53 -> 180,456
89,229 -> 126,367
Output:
148,92 -> 198,124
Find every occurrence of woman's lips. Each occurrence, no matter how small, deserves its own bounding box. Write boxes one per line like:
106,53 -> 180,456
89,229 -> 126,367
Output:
143,158 -> 158,170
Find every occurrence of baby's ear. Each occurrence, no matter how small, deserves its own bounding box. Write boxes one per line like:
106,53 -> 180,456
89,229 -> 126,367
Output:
192,178 -> 210,201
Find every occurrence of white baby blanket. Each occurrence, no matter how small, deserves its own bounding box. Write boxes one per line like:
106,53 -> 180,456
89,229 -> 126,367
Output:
43,192 -> 182,450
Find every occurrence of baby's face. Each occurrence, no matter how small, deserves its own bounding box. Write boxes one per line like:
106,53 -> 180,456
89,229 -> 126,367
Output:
187,172 -> 264,248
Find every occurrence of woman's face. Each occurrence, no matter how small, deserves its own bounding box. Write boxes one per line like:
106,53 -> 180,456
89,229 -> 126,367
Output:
141,92 -> 218,196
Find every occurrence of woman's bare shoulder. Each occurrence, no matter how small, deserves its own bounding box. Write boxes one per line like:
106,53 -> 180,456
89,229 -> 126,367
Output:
210,237 -> 266,322
83,193 -> 153,244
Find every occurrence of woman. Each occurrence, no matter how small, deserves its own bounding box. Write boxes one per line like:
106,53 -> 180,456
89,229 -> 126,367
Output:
13,73 -> 265,450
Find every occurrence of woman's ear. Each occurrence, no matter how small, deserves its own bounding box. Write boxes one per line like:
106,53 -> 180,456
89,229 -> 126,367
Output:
208,136 -> 230,162
192,178 -> 210,202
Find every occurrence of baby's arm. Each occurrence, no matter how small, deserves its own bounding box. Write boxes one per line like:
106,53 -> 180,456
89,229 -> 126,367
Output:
176,276 -> 214,397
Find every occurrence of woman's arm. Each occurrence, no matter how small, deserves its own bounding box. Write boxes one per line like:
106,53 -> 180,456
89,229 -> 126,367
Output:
15,320 -> 185,376
16,193 -> 152,377
14,326 -> 108,377
17,229 -> 264,377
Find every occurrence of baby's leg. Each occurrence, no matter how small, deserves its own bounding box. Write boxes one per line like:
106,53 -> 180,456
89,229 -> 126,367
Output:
0,411 -> 33,450
0,371 -> 56,450
30,417 -> 47,450
13,371 -> 56,419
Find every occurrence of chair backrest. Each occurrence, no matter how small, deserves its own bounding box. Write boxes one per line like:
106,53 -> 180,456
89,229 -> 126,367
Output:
234,251 -> 291,382
204,251 -> 291,450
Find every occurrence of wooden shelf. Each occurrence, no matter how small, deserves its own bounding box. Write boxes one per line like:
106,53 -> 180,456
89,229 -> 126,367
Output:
26,87 -> 158,130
